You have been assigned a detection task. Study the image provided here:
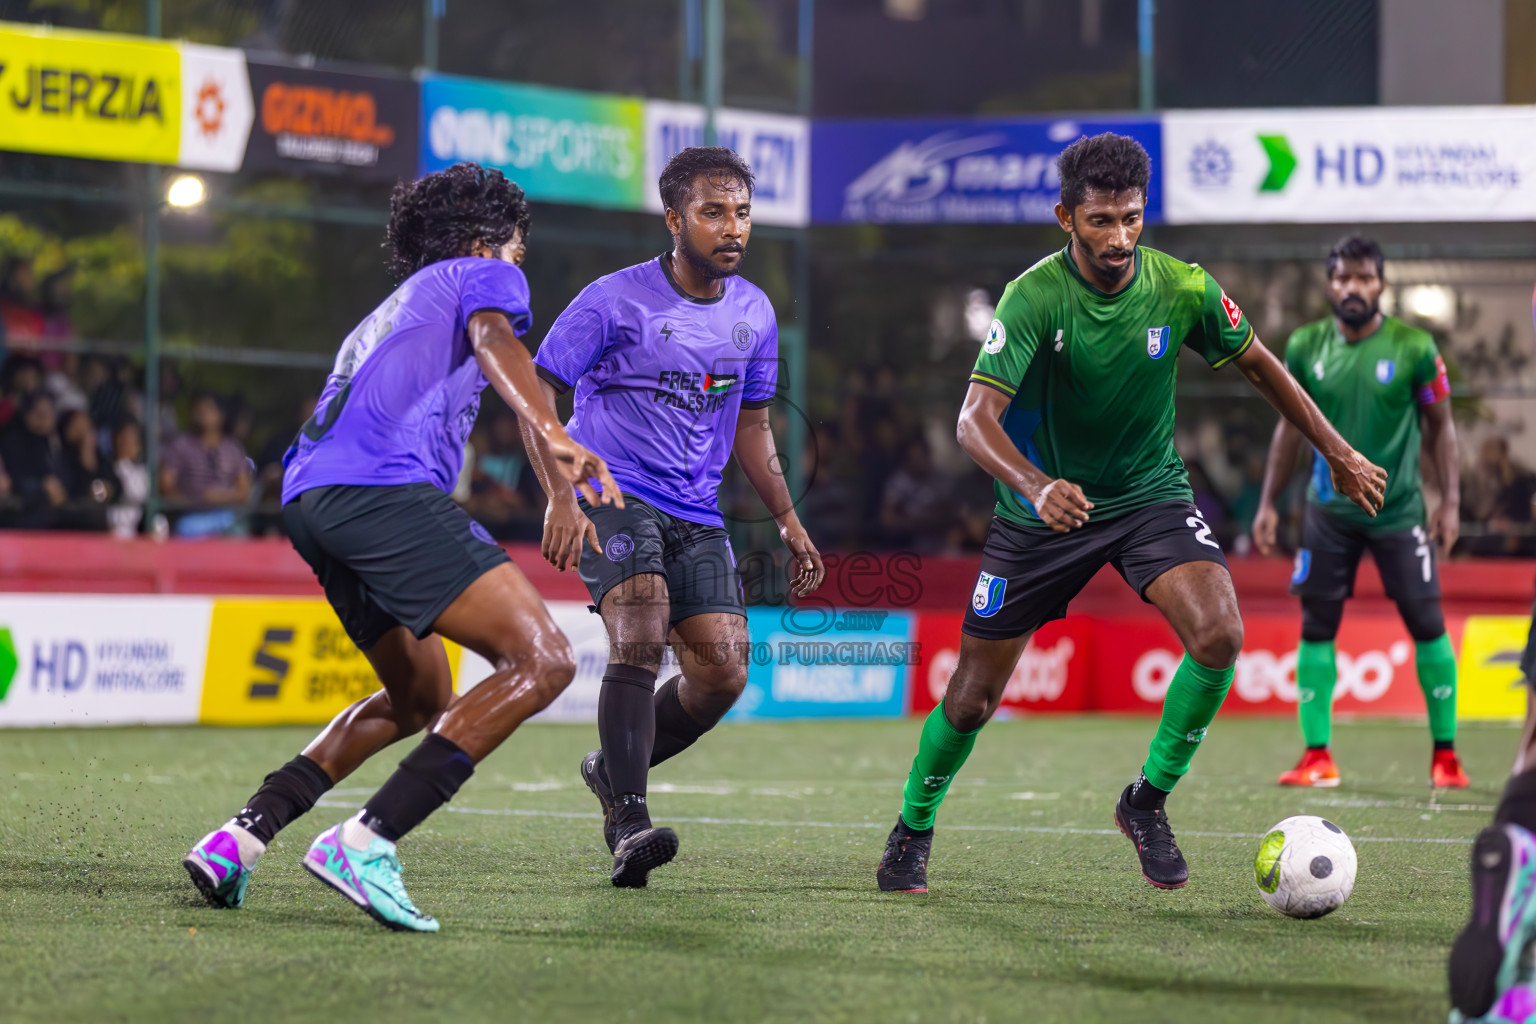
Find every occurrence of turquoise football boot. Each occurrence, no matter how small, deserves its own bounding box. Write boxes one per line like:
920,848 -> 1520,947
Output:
183,820 -> 263,909
302,820 -> 439,933
1450,825 -> 1536,1022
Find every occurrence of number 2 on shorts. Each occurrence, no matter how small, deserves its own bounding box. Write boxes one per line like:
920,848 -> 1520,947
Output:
1186,515 -> 1220,549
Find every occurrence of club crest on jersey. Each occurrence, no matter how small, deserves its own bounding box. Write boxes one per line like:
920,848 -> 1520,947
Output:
971,571 -> 1007,617
1291,548 -> 1311,584
1147,325 -> 1171,359
984,319 -> 1006,355
1375,358 -> 1395,384
732,321 -> 753,351
606,533 -> 635,562
1219,290 -> 1243,330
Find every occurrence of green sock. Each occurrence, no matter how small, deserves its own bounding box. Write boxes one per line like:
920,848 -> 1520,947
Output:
899,704 -> 980,831
1416,633 -> 1458,744
1141,654 -> 1234,792
1296,639 -> 1338,748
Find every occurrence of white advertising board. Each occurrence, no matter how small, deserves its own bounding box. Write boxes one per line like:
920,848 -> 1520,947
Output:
0,595 -> 211,726
1163,107 -> 1536,223
644,100 -> 810,227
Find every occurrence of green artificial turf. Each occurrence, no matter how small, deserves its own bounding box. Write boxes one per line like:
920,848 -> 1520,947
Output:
0,717 -> 1511,1023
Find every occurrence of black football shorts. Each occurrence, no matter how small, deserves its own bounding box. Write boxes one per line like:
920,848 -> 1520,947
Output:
1289,503 -> 1441,604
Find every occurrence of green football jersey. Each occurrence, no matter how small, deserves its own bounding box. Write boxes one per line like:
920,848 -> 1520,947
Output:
971,244 -> 1255,527
1283,315 -> 1449,532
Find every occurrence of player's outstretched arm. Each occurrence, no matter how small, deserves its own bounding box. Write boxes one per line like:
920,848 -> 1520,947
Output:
1421,398 -> 1461,557
1234,339 -> 1386,517
468,310 -> 622,511
1252,417 -> 1305,556
518,380 -> 599,572
957,382 -> 1091,532
733,406 -> 824,597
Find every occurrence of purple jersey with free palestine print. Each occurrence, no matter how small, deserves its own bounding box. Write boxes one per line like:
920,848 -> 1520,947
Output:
282,257 -> 532,503
534,256 -> 779,527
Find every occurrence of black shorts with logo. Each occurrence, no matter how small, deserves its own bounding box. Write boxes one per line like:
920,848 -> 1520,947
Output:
576,495 -> 745,627
1289,503 -> 1440,604
283,483 -> 510,651
961,500 -> 1230,640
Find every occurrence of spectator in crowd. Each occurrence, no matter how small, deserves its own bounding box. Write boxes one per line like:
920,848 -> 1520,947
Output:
879,437 -> 949,552
946,462 -> 996,554
1462,436 -> 1536,557
0,391 -> 68,527
59,407 -> 117,514
108,419 -> 147,537
797,421 -> 858,550
0,355 -> 42,427
0,258 -> 42,345
160,392 -> 251,536
464,408 -> 540,537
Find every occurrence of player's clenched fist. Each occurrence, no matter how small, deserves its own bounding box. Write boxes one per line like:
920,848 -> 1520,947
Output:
1325,448 -> 1388,517
1032,478 -> 1093,532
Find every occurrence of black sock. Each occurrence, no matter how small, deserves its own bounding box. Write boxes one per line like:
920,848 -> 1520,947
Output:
1126,773 -> 1169,812
360,734 -> 475,842
650,675 -> 711,767
1435,739 -> 1456,752
235,754 -> 333,845
1307,744 -> 1329,753
599,663 -> 658,798
1495,768 -> 1536,834
895,814 -> 933,839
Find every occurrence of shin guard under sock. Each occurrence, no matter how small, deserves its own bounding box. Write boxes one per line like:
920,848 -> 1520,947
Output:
899,704 -> 979,832
1296,640 -> 1337,749
1141,654 -> 1233,792
236,754 -> 333,845
1416,634 -> 1458,745
360,734 -> 474,842
650,675 -> 711,767
599,663 -> 659,798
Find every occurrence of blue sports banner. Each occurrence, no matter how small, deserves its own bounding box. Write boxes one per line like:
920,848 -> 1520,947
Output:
726,607 -> 915,721
811,116 -> 1162,224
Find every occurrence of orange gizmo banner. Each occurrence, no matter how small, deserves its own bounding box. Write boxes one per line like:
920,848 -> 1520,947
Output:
200,598 -> 459,726
0,22 -> 180,163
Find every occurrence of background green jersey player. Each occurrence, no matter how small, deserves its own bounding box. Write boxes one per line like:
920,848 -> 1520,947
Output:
1253,236 -> 1468,791
875,133 -> 1386,894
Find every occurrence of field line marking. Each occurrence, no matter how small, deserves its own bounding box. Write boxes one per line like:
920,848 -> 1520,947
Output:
312,798 -> 1472,844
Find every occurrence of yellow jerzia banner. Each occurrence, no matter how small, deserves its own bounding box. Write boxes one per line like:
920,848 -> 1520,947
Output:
1458,615 -> 1532,721
201,598 -> 460,726
0,22 -> 180,164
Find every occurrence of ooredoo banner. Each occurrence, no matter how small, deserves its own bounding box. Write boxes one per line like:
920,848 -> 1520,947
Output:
1163,107 -> 1536,223
907,613 -> 1089,716
0,595 -> 209,726
246,59 -> 416,182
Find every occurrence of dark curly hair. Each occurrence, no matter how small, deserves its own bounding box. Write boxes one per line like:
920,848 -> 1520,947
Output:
385,163 -> 531,282
1057,132 -> 1151,212
658,146 -> 755,215
1326,235 -> 1384,278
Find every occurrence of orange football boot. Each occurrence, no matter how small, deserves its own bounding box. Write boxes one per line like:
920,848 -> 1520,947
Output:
1278,748 -> 1340,787
1432,749 -> 1471,789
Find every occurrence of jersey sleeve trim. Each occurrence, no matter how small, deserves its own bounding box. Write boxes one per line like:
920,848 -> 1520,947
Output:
535,363 -> 573,395
969,371 -> 1017,398
1208,326 -> 1255,369
466,306 -> 532,336
740,396 -> 775,409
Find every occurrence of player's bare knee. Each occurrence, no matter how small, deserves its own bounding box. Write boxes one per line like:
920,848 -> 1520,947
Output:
393,685 -> 451,735
942,684 -> 994,732
695,659 -> 748,700
1188,615 -> 1243,670
527,632 -> 577,710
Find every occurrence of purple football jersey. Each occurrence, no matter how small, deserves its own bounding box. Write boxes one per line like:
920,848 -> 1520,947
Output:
534,256 -> 779,527
282,257 -> 531,503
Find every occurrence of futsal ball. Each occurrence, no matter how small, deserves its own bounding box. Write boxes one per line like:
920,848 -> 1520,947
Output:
1253,815 -> 1357,918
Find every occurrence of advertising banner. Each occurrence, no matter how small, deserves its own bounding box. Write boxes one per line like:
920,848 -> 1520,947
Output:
1090,614 -> 1463,716
907,613 -> 1090,716
0,595 -> 209,726
1163,107 -> 1536,223
246,59 -> 416,182
643,100 -> 809,227
420,75 -> 645,209
456,601 -> 612,723
176,42 -> 253,172
812,115 -> 1162,224
0,22 -> 182,164
200,598 -> 460,726
727,607 -> 913,720
1457,615 -> 1530,720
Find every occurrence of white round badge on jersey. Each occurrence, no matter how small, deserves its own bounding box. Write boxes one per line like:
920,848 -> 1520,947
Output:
984,318 -> 1006,354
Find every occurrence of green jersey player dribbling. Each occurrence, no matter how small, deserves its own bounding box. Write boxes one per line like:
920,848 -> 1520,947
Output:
876,133 -> 1387,894
1253,236 -> 1469,791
